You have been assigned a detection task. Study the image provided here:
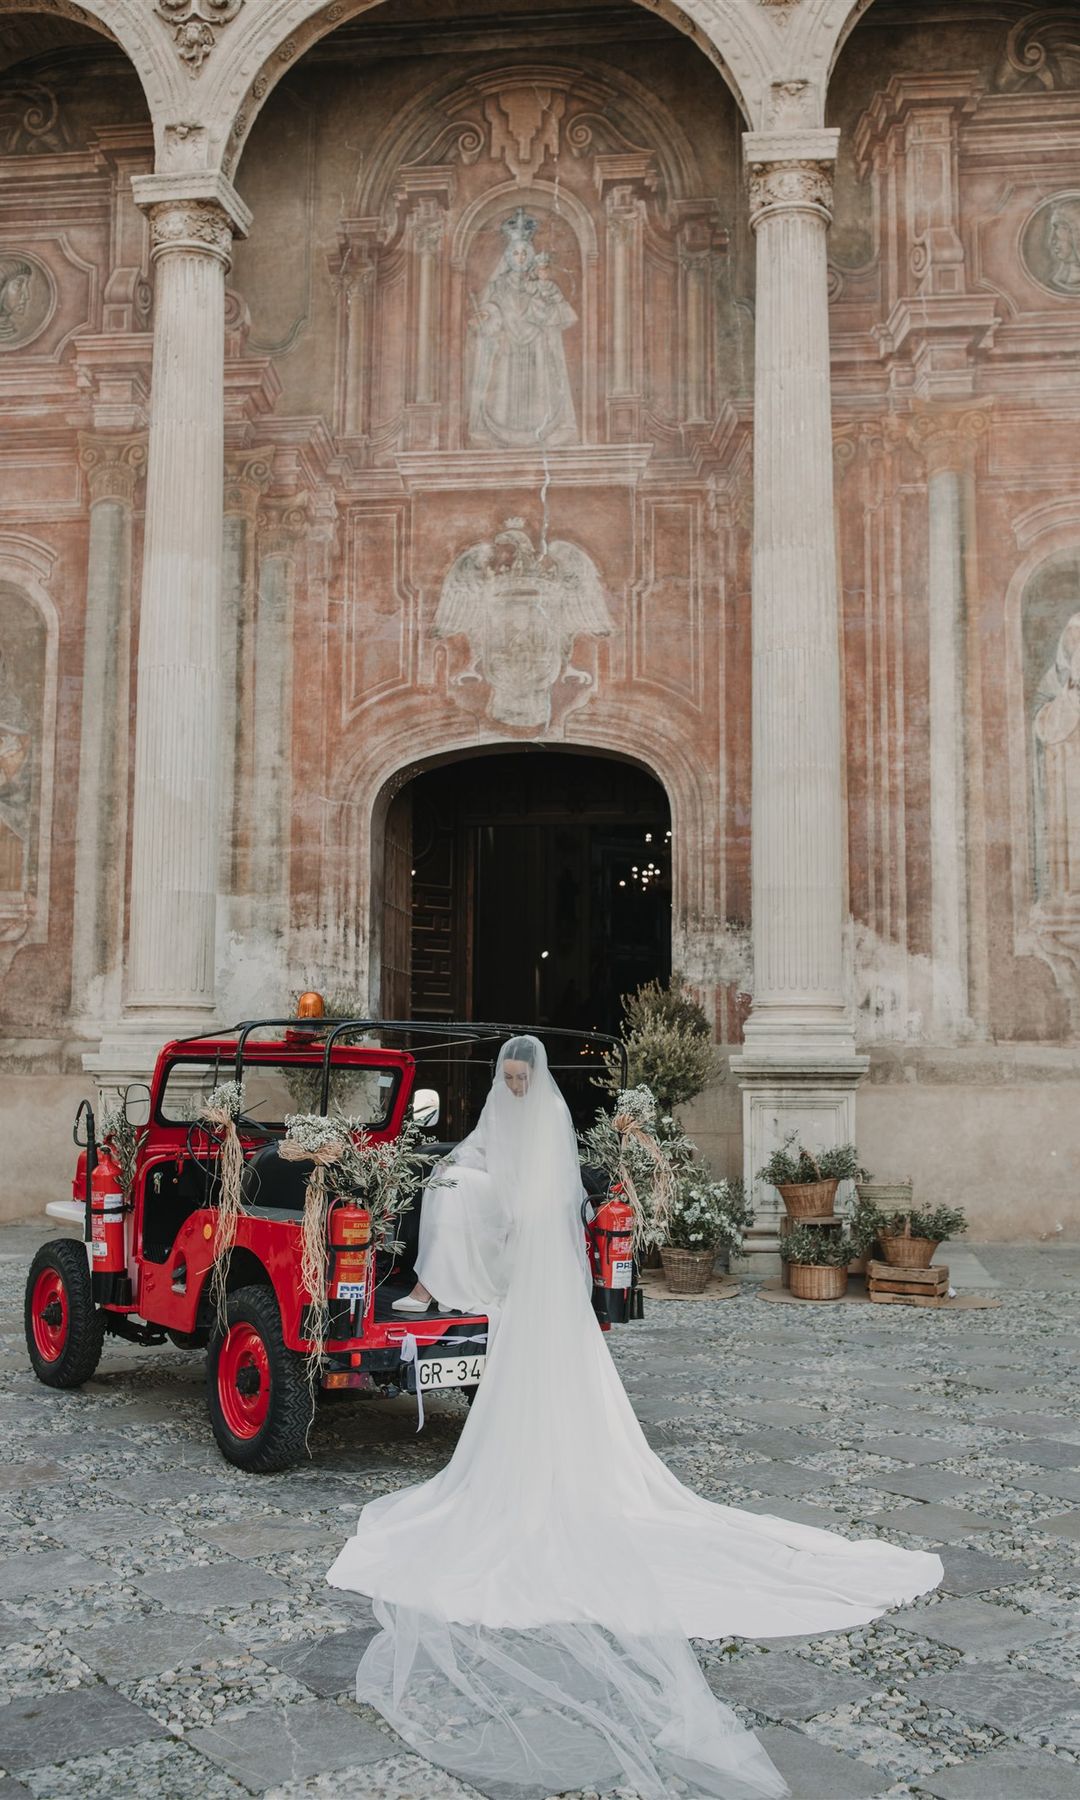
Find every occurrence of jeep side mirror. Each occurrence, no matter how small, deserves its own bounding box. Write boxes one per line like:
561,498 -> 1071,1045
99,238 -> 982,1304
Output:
413,1087 -> 440,1128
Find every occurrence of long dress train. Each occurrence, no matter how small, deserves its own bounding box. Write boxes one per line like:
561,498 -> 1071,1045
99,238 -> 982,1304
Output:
328,1039 -> 941,1797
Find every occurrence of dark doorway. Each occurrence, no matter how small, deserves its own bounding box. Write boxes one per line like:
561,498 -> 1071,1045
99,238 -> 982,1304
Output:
387,750 -> 671,1129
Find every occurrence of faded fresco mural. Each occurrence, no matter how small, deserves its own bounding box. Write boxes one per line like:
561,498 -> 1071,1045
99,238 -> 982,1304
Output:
2,0 -> 1080,1227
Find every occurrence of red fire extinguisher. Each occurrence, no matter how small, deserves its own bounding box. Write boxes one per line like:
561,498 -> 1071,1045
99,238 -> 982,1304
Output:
90,1145 -> 131,1306
584,1188 -> 641,1325
327,1201 -> 371,1337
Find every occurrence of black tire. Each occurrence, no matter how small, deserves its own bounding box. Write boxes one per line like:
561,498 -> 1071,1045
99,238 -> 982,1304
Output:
206,1284 -> 312,1472
25,1239 -> 105,1388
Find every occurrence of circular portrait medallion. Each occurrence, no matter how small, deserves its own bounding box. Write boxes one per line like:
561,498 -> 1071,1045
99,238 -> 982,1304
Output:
1021,192 -> 1080,299
0,250 -> 56,352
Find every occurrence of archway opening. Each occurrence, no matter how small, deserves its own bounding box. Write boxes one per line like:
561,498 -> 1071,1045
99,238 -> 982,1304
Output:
382,749 -> 671,1128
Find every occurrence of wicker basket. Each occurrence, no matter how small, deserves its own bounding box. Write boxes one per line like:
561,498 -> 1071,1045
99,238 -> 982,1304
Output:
855,1181 -> 914,1211
788,1262 -> 848,1301
776,1178 -> 839,1220
878,1228 -> 939,1269
660,1247 -> 715,1294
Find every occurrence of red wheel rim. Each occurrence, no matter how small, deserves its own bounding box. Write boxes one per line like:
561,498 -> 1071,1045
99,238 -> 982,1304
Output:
217,1322 -> 271,1439
31,1266 -> 69,1363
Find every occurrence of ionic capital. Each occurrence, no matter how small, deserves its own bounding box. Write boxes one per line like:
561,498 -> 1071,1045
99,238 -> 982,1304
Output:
224,449 -> 273,520
257,496 -> 309,558
744,129 -> 839,231
78,433 -> 147,505
906,400 -> 992,476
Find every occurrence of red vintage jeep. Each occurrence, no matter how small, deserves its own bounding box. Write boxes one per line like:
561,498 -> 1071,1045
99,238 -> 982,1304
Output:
24,1013 -> 637,1471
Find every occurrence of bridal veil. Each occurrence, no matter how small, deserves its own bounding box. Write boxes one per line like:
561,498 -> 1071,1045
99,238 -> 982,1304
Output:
327,1036 -> 940,1797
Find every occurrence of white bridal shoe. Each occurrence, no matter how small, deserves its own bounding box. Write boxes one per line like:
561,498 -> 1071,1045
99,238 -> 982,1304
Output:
391,1294 -> 435,1313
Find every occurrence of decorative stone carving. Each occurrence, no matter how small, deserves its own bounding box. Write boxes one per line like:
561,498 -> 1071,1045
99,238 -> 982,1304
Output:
0,251 -> 55,353
0,83 -> 70,155
147,199 -> 235,265
747,158 -> 834,227
433,519 -> 612,729
485,83 -> 565,183
996,12 -> 1080,93
155,0 -> 245,75
77,435 -> 148,507
906,402 -> 990,476
224,450 -> 272,519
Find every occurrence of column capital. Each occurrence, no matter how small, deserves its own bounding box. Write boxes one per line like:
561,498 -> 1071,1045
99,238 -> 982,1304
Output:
743,129 -> 840,230
905,399 -> 992,475
78,432 -> 148,505
224,448 -> 273,519
132,171 -> 251,267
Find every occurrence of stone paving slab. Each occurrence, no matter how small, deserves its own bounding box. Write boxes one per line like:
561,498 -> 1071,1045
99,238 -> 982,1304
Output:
937,1547 -> 1033,1595
861,1437 -> 958,1466
891,1596 -> 1062,1657
0,1549 -> 120,1601
0,1779 -> 32,1799
264,1625 -> 379,1697
988,1411 -> 1080,1439
136,1561 -> 293,1614
914,1745 -> 1080,1798
1032,1511 -> 1080,1542
707,1649 -> 873,1720
187,1698 -> 398,1791
911,1666 -> 1080,1739
0,1684 -> 168,1771
1009,1438 -> 1080,1471
863,1502 -> 1003,1540
870,1469 -> 997,1505
75,1612 -> 245,1682
755,1725 -> 886,1798
201,1522 -> 334,1560
1007,1469 -> 1080,1505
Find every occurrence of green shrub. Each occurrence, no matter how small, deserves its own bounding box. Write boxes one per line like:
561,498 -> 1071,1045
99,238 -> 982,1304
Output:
880,1205 -> 968,1243
779,1225 -> 856,1267
600,974 -> 718,1113
758,1132 -> 869,1188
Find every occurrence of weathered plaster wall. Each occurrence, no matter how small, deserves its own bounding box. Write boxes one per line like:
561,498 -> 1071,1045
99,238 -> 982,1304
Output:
1,0 -> 1080,1230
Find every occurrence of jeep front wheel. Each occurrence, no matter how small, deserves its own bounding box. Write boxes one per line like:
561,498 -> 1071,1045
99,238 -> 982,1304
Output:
207,1285 -> 311,1472
25,1239 -> 105,1388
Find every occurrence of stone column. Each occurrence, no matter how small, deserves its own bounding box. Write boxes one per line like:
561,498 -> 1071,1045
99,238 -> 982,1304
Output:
221,451 -> 272,898
71,434 -> 145,1023
88,173 -> 250,1080
250,498 -> 305,946
908,404 -> 991,1037
730,132 -> 867,1266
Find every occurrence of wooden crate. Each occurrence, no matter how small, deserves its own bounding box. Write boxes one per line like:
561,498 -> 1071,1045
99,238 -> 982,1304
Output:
868,1260 -> 949,1306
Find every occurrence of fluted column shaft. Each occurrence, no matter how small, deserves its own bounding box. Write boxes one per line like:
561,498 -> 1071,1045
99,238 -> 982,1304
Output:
125,174 -> 250,1020
741,133 -> 852,1058
72,435 -> 145,1018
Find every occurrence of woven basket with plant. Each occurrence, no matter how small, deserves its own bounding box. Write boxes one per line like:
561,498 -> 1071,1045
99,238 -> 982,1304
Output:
759,1135 -> 868,1221
877,1204 -> 967,1269
780,1224 -> 856,1302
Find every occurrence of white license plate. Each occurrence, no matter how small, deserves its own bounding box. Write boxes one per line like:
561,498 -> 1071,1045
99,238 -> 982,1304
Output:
416,1352 -> 485,1390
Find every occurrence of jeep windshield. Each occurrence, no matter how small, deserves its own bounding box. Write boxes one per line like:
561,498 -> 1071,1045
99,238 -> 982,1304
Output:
157,1054 -> 402,1132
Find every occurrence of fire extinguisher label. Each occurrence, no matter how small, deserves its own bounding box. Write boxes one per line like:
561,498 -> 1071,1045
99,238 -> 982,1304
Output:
91,1237 -> 108,1258
336,1281 -> 366,1303
612,1258 -> 633,1288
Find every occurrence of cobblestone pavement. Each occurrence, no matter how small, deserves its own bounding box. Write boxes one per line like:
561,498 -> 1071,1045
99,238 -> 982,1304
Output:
2,1222 -> 1080,1800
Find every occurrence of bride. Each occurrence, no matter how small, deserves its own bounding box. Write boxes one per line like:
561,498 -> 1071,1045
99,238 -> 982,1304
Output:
328,1036 -> 941,1798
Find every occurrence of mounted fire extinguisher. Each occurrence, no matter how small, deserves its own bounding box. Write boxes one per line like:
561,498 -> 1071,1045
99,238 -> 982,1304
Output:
584,1186 -> 643,1326
73,1097 -> 132,1307
327,1201 -> 371,1337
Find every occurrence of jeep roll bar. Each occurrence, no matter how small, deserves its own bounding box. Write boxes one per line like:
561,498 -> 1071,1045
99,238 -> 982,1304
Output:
169,1019 -> 628,1118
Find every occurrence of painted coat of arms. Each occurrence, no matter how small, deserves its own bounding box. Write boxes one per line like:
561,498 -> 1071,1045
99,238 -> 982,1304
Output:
433,519 -> 612,729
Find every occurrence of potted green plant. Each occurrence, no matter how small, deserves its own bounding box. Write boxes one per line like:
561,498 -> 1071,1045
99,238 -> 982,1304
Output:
779,1224 -> 856,1301
877,1204 -> 967,1269
847,1190 -> 884,1275
759,1133 -> 868,1222
599,973 -> 719,1115
660,1166 -> 753,1295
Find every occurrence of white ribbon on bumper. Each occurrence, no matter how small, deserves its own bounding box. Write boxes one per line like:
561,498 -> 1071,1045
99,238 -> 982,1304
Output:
399,1331 -> 490,1431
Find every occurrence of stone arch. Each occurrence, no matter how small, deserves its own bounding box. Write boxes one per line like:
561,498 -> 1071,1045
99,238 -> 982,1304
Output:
198,0 -> 772,179
319,716 -> 700,1011
0,0 -> 184,157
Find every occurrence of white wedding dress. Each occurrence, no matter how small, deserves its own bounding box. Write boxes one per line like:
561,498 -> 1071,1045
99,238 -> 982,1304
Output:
328,1038 -> 941,1798
414,1135 -> 510,1312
